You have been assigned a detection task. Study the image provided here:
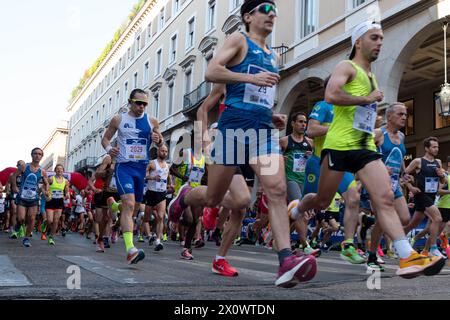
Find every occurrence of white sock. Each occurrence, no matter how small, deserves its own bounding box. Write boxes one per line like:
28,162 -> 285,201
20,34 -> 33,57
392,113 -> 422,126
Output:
215,255 -> 225,261
393,238 -> 414,259
156,238 -> 161,245
290,206 -> 300,220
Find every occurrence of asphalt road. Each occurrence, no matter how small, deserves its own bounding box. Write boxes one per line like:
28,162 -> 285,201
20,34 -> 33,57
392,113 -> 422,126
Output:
1,231 -> 450,300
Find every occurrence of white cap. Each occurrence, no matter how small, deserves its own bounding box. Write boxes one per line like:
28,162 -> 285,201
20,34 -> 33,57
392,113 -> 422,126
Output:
349,21 -> 382,59
209,122 -> 218,130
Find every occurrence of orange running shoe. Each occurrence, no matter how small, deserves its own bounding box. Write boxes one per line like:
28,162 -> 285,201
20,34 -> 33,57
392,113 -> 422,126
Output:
41,233 -> 47,241
439,233 -> 448,249
396,251 -> 445,279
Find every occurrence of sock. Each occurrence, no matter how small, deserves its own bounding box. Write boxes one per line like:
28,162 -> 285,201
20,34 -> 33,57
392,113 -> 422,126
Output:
111,201 -> 120,213
430,244 -> 438,252
47,227 -> 52,236
123,232 -> 134,252
215,255 -> 225,261
393,237 -> 414,259
342,238 -> 354,250
277,248 -> 292,266
290,207 -> 300,220
156,238 -> 161,245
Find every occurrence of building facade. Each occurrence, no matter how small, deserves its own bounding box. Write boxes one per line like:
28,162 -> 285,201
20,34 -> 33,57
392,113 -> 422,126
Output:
41,120 -> 69,171
66,0 -> 450,173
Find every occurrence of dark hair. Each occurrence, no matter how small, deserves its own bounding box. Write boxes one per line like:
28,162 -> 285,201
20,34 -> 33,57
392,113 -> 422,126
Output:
323,76 -> 331,91
240,0 -> 275,32
129,88 -> 148,100
291,111 -> 307,122
54,164 -> 65,171
423,136 -> 439,149
31,147 -> 43,156
446,156 -> 450,164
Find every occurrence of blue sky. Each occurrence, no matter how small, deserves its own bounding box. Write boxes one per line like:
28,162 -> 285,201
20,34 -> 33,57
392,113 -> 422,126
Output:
0,0 -> 137,169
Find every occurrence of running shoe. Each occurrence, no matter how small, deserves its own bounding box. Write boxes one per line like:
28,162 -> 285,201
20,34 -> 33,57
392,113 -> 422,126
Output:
430,248 -> 444,258
396,251 -> 445,278
275,254 -> 317,288
377,256 -> 385,264
48,237 -> 55,246
340,242 -> 366,264
22,238 -> 31,247
162,234 -> 168,242
18,225 -> 25,238
149,235 -> 156,246
367,260 -> 385,272
154,243 -> 164,252
181,248 -> 194,260
111,230 -> 118,243
138,235 -> 144,242
421,250 -> 429,257
41,233 -> 47,241
387,249 -> 398,259
303,246 -> 321,257
168,184 -> 192,222
103,237 -> 110,248
127,248 -> 145,265
212,258 -> 238,277
96,240 -> 105,253
194,239 -> 205,248
107,197 -> 120,215
377,246 -> 384,257
61,229 -> 66,237
409,237 -> 416,247
357,248 -> 366,256
9,231 -> 18,239
40,221 -> 47,233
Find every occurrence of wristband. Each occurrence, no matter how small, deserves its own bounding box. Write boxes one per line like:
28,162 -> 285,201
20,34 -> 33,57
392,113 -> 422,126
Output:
105,145 -> 113,153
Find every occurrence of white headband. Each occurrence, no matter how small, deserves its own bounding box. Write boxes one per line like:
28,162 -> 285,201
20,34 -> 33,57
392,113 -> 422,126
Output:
352,21 -> 382,47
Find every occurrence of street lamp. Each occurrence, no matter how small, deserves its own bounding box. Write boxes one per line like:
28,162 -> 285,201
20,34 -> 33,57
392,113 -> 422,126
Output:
437,18 -> 450,117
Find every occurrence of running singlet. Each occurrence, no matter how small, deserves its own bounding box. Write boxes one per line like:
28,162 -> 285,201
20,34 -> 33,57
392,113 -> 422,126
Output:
147,159 -> 169,193
187,151 -> 206,188
378,126 -> 406,192
437,180 -> 450,209
309,101 -> 334,158
19,164 -> 42,202
116,112 -> 152,164
284,135 -> 312,183
49,176 -> 66,199
415,158 -> 441,195
0,198 -> 5,214
225,32 -> 278,111
326,193 -> 341,213
323,60 -> 379,152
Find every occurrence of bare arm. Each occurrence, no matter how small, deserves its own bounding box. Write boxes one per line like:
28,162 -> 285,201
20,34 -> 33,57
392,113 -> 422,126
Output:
197,84 -> 226,144
325,61 -> 382,106
306,119 -> 328,138
436,159 -> 447,184
41,170 -> 49,194
145,162 -> 157,180
438,183 -> 450,196
150,117 -> 164,147
102,115 -> 121,157
205,33 -> 279,87
279,136 -> 288,152
95,156 -> 111,179
404,158 -> 420,176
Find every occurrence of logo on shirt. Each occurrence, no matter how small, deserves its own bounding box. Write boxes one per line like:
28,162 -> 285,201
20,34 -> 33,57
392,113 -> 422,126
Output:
124,123 -> 133,129
253,50 -> 262,54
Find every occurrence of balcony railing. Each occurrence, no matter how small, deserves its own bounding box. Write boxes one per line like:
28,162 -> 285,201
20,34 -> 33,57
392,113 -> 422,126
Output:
183,81 -> 212,113
272,44 -> 289,68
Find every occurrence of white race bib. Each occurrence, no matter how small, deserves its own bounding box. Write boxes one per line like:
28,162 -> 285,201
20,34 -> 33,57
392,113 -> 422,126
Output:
155,179 -> 167,193
353,103 -> 377,134
109,177 -> 117,190
125,138 -> 148,161
293,153 -> 306,173
0,200 -> 5,213
425,177 -> 439,193
243,65 -> 276,109
189,166 -> 205,184
21,189 -> 37,200
51,190 -> 64,199
334,198 -> 340,209
390,174 -> 399,192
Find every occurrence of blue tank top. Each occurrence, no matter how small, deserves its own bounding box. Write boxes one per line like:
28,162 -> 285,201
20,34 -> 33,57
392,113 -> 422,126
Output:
225,33 -> 278,112
19,164 -> 43,202
116,112 -> 152,165
378,126 -> 406,191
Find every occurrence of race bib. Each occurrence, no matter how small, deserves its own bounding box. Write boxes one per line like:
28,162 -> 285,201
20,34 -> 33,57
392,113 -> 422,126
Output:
109,177 -> 117,190
189,166 -> 205,184
353,103 -> 377,134
390,174 -> 399,192
125,138 -> 148,161
243,65 -> 276,109
0,201 -> 4,213
64,199 -> 70,206
425,177 -> 439,193
155,179 -> 167,193
293,153 -> 306,173
51,190 -> 64,199
21,188 -> 37,200
334,198 -> 340,209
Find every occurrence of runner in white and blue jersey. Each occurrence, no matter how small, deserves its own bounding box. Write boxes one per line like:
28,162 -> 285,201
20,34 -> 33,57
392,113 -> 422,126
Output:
102,88 -> 163,264
168,0 -> 317,288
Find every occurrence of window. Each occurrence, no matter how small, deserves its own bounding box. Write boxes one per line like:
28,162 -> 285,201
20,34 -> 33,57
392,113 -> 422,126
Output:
102,104 -> 105,120
124,82 -> 129,103
170,34 -> 177,63
173,0 -> 180,14
187,17 -> 195,49
168,83 -> 174,116
185,70 -> 192,95
116,90 -> 120,109
128,48 -> 131,61
134,72 -> 138,89
153,93 -> 160,118
147,23 -> 152,42
156,49 -> 162,76
159,8 -> 165,31
144,62 -> 150,85
351,0 -> 366,8
108,97 -> 112,115
207,0 -> 216,32
230,0 -> 242,11
300,0 -> 317,38
96,111 -> 99,126
434,91 -> 450,129
136,36 -> 141,54
121,54 -> 126,70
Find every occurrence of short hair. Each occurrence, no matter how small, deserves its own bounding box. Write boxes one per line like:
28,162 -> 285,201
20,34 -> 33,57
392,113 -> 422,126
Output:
386,102 -> 405,118
446,156 -> 450,164
323,76 -> 331,91
31,147 -> 43,156
423,136 -> 439,149
291,111 -> 307,122
129,88 -> 148,100
54,164 -> 65,171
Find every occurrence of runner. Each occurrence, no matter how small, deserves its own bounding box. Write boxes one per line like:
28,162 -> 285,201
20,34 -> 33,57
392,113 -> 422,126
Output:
8,160 -> 25,239
103,88 -> 163,264
11,148 -> 49,247
44,164 -> 69,245
293,21 -> 445,278
168,0 -> 317,287
144,144 -> 172,252
437,156 -> 450,257
403,137 -> 447,257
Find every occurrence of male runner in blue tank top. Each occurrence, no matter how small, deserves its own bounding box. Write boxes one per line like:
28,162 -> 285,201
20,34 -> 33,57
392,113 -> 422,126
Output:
102,88 -> 163,264
168,0 -> 317,288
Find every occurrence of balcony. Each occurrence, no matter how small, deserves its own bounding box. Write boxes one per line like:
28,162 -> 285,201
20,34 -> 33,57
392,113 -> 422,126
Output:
182,81 -> 212,117
272,44 -> 289,68
74,157 -> 97,173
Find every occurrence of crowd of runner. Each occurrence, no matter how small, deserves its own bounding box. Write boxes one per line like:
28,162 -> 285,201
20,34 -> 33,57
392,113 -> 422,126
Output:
1,0 -> 450,288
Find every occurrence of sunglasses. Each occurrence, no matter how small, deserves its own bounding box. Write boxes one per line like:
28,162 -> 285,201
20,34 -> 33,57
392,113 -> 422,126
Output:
250,3 -> 278,16
130,99 -> 148,107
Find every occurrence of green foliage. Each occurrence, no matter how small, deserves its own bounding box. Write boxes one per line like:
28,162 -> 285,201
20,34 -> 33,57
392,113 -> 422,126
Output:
70,0 -> 147,103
